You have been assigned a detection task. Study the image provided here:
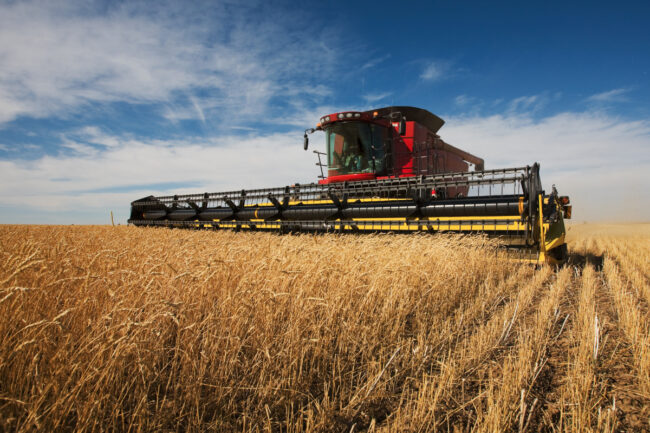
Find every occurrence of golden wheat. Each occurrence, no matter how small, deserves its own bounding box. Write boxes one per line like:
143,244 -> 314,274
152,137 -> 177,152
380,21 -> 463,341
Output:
0,224 -> 648,432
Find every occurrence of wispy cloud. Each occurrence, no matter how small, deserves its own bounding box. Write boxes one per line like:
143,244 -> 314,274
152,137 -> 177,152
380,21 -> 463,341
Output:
188,96 -> 206,126
454,95 -> 474,106
454,92 -> 561,116
360,54 -> 391,71
420,60 -> 452,81
271,103 -> 346,128
507,95 -> 544,113
0,129 -> 320,223
504,91 -> 563,114
2,109 -> 648,224
586,88 -> 630,103
363,92 -> 392,104
228,126 -> 257,131
72,127 -> 121,148
0,0 -> 338,127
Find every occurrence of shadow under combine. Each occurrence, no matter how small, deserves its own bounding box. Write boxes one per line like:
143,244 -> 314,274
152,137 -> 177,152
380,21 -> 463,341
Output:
567,252 -> 604,271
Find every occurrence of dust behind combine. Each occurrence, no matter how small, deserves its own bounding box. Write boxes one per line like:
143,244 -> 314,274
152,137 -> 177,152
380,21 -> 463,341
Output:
1,224 -> 648,432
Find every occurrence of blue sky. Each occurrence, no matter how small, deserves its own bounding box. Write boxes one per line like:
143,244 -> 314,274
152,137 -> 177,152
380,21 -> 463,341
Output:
0,0 -> 648,223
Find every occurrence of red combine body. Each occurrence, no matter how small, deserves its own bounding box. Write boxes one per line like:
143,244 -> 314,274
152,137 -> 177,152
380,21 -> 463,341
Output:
305,106 -> 484,186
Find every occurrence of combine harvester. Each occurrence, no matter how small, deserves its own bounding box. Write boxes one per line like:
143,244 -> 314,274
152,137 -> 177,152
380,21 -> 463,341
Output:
129,106 -> 571,264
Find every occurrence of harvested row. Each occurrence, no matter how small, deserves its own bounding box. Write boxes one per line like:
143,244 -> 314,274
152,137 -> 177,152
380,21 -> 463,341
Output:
603,256 -> 650,426
382,266 -> 552,431
473,267 -> 571,432
607,238 -> 650,307
554,266 -> 615,432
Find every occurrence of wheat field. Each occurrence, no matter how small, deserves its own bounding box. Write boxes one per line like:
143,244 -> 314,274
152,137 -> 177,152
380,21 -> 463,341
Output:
0,223 -> 648,432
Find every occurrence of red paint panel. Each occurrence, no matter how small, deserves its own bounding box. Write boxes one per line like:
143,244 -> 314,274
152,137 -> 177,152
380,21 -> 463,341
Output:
318,173 -> 377,184
391,121 -> 416,176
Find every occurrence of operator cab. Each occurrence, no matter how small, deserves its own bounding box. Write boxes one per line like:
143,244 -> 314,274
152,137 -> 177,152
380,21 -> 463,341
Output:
303,106 -> 484,185
325,119 -> 388,176
308,110 -> 394,183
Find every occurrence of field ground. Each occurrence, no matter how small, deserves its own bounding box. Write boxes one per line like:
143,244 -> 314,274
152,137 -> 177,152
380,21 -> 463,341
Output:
1,223 -> 649,432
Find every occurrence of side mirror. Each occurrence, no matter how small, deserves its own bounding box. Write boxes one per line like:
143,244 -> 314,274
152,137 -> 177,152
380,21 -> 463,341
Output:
303,127 -> 316,150
398,119 -> 406,135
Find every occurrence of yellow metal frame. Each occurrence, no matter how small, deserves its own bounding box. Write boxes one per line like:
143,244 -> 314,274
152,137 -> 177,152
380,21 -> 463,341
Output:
189,193 -> 569,265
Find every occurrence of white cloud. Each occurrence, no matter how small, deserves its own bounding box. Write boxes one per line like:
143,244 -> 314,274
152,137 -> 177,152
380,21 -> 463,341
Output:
273,103 -> 346,128
228,126 -> 257,132
190,97 -> 207,126
2,110 -> 648,224
420,61 -> 448,81
73,127 -> 121,148
0,0 -> 336,126
507,95 -> 543,113
454,95 -> 473,106
0,130 -> 322,224
503,92 -> 563,114
363,92 -> 392,104
59,139 -> 98,157
360,54 -> 391,70
442,111 -> 650,222
586,88 -> 630,103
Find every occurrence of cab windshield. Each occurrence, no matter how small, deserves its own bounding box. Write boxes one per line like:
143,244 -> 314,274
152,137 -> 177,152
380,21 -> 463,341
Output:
325,122 -> 387,176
